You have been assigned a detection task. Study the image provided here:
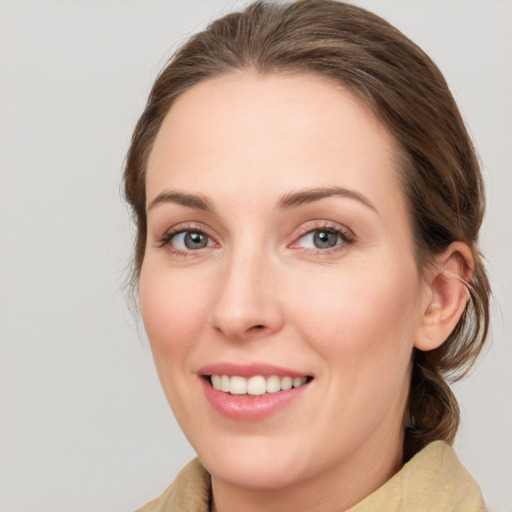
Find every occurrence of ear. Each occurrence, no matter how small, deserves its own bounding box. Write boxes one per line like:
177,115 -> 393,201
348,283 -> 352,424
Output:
414,242 -> 474,352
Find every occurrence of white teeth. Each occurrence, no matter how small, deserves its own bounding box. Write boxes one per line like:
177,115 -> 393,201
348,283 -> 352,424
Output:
230,376 -> 247,395
247,376 -> 267,396
210,374 -> 309,396
266,375 -> 281,393
221,375 -> 230,392
293,377 -> 305,388
211,375 -> 221,390
280,376 -> 293,391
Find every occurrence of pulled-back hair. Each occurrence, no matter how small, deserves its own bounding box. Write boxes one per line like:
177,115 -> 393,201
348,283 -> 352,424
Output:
124,0 -> 490,458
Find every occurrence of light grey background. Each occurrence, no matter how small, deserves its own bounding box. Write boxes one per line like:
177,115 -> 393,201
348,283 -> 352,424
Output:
1,1 -> 510,511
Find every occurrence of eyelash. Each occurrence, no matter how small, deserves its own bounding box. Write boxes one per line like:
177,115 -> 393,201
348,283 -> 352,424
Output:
157,221 -> 355,257
157,223 -> 218,257
291,221 -> 355,255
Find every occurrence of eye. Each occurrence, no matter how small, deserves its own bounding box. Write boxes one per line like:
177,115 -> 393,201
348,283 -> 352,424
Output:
298,229 -> 343,249
167,230 -> 214,251
290,222 -> 355,254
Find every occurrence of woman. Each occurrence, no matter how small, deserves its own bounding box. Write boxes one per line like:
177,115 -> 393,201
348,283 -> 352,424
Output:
124,1 -> 490,510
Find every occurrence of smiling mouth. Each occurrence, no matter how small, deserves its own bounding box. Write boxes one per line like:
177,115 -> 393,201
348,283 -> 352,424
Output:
207,374 -> 313,397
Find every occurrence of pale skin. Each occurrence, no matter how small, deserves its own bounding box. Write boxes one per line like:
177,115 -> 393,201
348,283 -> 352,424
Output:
139,72 -> 472,512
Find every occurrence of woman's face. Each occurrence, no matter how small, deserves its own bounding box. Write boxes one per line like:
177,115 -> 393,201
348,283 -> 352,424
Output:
140,73 -> 429,494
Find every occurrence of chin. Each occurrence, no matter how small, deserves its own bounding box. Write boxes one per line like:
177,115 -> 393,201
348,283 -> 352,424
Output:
210,461 -> 306,491
198,437 -> 310,490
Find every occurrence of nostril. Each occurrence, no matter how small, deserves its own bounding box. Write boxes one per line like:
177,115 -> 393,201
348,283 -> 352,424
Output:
247,324 -> 266,332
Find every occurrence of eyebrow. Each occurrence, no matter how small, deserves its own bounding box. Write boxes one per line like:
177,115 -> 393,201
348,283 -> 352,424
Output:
147,186 -> 377,215
147,191 -> 214,212
277,186 -> 378,213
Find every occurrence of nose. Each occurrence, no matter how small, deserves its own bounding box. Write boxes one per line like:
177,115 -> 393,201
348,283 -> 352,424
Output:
208,247 -> 284,341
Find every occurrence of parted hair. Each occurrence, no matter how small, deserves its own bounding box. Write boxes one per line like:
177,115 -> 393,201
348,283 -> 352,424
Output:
124,0 -> 490,459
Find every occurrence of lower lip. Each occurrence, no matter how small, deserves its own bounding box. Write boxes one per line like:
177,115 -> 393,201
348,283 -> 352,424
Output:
200,378 -> 310,421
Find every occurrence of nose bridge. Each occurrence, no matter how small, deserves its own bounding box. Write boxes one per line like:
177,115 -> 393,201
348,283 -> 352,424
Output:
209,237 -> 282,340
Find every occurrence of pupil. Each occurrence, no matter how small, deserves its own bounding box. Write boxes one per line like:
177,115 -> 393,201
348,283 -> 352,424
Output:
185,232 -> 207,249
313,230 -> 337,249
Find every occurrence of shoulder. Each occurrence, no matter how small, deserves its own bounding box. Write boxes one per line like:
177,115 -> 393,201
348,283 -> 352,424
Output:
136,459 -> 210,512
348,441 -> 486,512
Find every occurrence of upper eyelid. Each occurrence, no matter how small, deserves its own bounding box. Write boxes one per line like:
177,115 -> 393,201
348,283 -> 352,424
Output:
162,221 -> 214,236
158,222 -> 219,246
156,219 -> 354,247
292,220 -> 354,238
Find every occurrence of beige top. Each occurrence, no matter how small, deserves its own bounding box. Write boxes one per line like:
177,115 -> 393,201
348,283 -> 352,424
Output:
137,441 -> 486,512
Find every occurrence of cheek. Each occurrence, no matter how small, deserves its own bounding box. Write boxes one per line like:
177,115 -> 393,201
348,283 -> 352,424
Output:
139,265 -> 213,429
139,267 -> 207,365
289,261 -> 422,369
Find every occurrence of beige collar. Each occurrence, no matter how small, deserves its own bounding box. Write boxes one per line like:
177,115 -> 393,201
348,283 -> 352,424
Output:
347,441 -> 485,511
138,441 -> 485,512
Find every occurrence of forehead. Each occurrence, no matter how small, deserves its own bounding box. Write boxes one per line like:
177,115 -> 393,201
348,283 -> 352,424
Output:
146,72 -> 403,213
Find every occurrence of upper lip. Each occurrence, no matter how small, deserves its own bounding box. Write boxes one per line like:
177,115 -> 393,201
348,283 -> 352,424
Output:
198,362 -> 311,379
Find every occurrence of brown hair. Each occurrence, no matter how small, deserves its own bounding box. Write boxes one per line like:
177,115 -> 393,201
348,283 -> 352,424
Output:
124,0 -> 490,458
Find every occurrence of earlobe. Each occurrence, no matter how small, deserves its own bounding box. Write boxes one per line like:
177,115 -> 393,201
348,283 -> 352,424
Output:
414,242 -> 473,352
